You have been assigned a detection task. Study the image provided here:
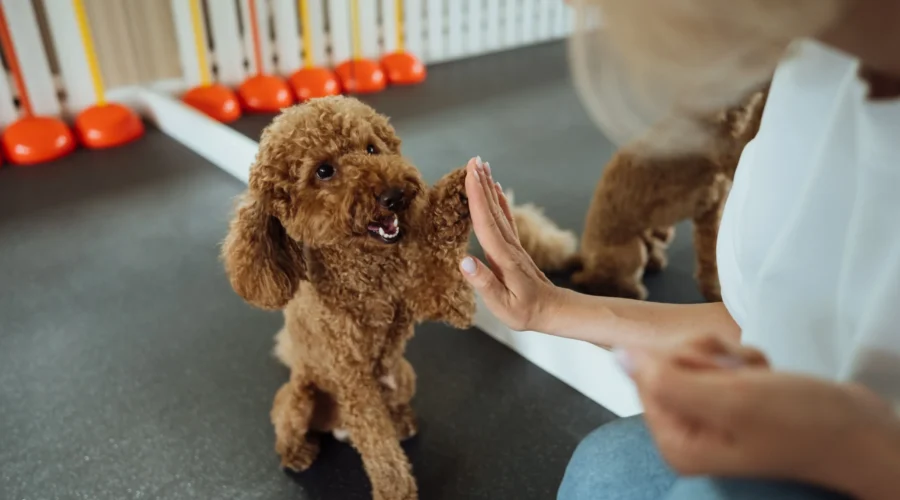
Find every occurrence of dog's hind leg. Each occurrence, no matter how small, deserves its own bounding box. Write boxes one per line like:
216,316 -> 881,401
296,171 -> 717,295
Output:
271,374 -> 320,472
692,176 -> 730,302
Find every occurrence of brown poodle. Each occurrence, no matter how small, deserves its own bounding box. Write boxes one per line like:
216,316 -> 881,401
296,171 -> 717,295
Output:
221,96 -> 577,500
574,87 -> 768,301
221,96 -> 475,500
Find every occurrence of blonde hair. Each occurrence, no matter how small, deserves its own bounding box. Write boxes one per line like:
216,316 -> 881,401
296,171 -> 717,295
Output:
569,0 -> 844,157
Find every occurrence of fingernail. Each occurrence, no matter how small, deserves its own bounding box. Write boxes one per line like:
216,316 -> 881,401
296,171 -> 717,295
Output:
613,348 -> 636,376
484,161 -> 492,177
461,257 -> 477,275
714,355 -> 745,369
472,168 -> 480,181
495,181 -> 502,192
476,156 -> 484,169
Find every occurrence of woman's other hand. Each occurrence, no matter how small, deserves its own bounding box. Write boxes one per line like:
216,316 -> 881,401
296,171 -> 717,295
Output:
458,157 -> 561,332
617,333 -> 900,499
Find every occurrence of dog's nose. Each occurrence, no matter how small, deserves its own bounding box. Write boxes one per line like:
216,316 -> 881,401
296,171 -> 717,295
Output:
378,188 -> 405,211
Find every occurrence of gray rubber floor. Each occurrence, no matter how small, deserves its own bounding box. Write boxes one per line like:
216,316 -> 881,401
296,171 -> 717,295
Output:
0,41 -> 704,500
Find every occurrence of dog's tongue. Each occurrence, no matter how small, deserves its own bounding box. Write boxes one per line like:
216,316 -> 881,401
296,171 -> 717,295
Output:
368,214 -> 399,233
382,215 -> 398,233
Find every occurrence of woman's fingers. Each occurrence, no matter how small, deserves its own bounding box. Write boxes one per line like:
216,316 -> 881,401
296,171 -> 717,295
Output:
460,255 -> 511,312
494,182 -> 519,239
465,160 -> 520,268
475,159 -> 517,245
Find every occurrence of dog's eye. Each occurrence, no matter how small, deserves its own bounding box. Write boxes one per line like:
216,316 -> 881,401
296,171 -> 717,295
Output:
316,163 -> 335,180
366,144 -> 378,155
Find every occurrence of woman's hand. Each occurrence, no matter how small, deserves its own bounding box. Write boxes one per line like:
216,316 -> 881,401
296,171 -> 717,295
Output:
618,333 -> 900,499
458,157 -> 561,332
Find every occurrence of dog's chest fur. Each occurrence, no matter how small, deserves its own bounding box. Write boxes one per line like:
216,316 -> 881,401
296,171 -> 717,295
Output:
306,244 -> 424,329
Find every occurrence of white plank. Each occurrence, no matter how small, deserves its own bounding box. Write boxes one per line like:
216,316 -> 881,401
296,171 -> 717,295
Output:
484,0 -> 499,51
272,0 -> 301,74
0,67 -> 16,126
3,0 -> 60,116
170,0 -> 203,87
381,0 -> 398,54
520,0 -> 536,45
425,0 -> 444,62
305,0 -> 329,66
40,0 -> 96,114
503,0 -> 517,48
466,0 -> 483,55
403,0 -> 424,57
446,0 -> 463,59
206,0 -> 246,85
328,0 -> 352,63
357,0 -> 380,59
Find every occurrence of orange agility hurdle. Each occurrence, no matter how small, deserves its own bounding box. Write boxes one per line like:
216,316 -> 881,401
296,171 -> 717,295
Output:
238,0 -> 295,112
0,2 -> 75,165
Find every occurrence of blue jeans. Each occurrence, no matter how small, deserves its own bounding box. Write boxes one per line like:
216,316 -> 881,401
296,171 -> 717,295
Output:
558,417 -> 852,500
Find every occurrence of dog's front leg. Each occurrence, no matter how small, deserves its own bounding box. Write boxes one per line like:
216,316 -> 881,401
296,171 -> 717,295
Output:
410,166 -> 475,328
338,375 -> 417,500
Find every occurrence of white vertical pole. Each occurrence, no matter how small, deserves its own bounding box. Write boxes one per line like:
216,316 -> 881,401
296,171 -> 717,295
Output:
381,0 -> 398,54
238,0 -> 273,75
307,0 -> 329,66
170,0 -> 203,87
536,0 -> 552,41
358,0 -> 380,59
503,0 -> 517,48
328,0 -> 352,63
520,0 -> 536,45
0,65 -> 15,126
446,0 -> 463,59
426,0 -> 444,62
404,0 -> 423,57
2,0 -> 60,116
272,0 -> 301,74
466,0 -> 483,55
40,0 -> 95,113
554,0 -> 570,38
484,0 -> 499,51
206,0 -> 247,85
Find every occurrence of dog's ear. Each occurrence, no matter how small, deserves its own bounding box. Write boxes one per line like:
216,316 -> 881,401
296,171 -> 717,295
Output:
222,195 -> 305,310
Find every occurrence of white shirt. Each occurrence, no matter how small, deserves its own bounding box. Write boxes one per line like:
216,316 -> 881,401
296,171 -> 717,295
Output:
718,40 -> 900,413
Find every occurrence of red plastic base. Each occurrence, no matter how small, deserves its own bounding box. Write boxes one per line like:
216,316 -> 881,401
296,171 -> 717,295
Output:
238,74 -> 295,112
75,103 -> 145,149
335,58 -> 386,94
183,84 -> 242,123
1,116 -> 76,165
380,52 -> 426,85
289,67 -> 341,102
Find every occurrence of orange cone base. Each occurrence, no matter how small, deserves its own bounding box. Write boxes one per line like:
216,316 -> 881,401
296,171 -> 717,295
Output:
75,103 -> 145,149
289,67 -> 341,102
238,74 -> 295,112
336,59 -> 386,94
380,52 -> 426,85
183,84 -> 242,123
1,116 -> 76,165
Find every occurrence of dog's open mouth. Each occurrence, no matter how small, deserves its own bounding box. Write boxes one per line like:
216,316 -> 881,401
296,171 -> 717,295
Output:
367,214 -> 402,243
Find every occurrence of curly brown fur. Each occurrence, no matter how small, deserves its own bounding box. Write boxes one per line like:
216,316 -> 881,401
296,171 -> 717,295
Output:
506,190 -> 579,272
574,87 -> 767,301
222,97 -> 474,500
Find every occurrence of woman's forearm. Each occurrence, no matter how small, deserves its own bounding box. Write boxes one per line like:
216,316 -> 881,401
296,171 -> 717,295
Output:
834,414 -> 900,500
535,287 -> 741,349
